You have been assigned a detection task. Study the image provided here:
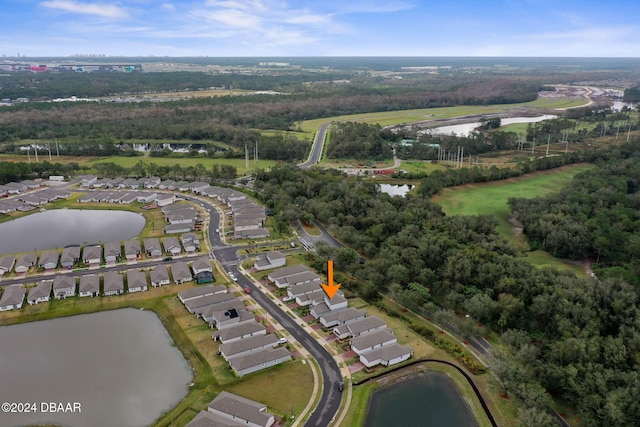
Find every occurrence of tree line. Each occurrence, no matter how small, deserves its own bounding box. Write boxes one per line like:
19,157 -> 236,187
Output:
509,139 -> 640,286
254,152 -> 640,426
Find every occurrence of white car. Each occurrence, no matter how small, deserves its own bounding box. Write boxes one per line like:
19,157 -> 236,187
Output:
282,295 -> 293,302
277,338 -> 288,344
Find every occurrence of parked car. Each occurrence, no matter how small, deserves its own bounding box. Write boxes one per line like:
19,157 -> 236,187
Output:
282,295 -> 293,302
277,337 -> 287,344
163,257 -> 172,261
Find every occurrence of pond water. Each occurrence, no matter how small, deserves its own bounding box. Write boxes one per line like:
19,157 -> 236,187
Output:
430,115 -> 557,137
379,184 -> 414,197
364,372 -> 478,427
0,308 -> 192,427
0,209 -> 145,255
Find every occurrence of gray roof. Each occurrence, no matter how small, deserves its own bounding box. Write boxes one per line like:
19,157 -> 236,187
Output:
103,242 -> 122,258
123,240 -> 141,255
0,255 -> 16,272
61,246 -> 81,262
350,329 -> 396,350
208,391 -> 273,427
191,257 -> 212,271
103,271 -> 124,292
217,320 -> 265,342
202,300 -> 245,320
184,292 -> 236,312
181,233 -> 199,244
360,343 -> 412,363
162,236 -> 181,252
53,274 -> 76,290
83,245 -> 102,261
126,270 -> 147,288
185,411 -> 236,427
321,307 -> 367,324
347,316 -> 387,335
170,261 -> 193,281
268,264 -> 310,280
219,334 -> 279,358
38,250 -> 59,267
178,284 -> 227,301
15,253 -> 37,268
287,278 -> 323,296
229,347 -> 291,373
28,280 -> 53,300
149,265 -> 170,283
143,238 -> 161,254
79,275 -> 100,293
0,285 -> 26,307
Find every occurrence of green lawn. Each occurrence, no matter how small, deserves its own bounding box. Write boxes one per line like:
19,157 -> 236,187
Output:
88,156 -> 277,174
432,163 -> 594,275
298,98 -> 589,133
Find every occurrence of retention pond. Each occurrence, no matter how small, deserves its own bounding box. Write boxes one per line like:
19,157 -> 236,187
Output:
0,308 -> 192,427
364,372 -> 478,427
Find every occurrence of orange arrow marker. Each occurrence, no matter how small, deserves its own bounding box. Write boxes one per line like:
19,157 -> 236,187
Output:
321,260 -> 341,299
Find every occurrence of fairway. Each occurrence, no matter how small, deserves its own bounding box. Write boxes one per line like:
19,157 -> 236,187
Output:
431,163 -> 593,274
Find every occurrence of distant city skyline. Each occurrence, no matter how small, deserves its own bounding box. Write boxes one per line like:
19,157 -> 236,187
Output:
2,0 -> 639,57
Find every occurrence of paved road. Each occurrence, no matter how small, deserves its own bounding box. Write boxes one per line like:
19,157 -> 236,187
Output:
194,197 -> 344,427
299,122 -> 330,169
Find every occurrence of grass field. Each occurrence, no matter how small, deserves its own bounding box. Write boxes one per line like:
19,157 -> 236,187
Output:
431,163 -> 594,275
298,98 -> 589,134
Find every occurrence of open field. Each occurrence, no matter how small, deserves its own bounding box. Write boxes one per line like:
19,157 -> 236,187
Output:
298,98 -> 589,134
0,154 -> 277,174
431,163 -> 593,276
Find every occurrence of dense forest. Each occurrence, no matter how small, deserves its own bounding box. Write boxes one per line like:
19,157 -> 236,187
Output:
254,141 -> 640,426
509,144 -> 640,286
326,122 -> 394,160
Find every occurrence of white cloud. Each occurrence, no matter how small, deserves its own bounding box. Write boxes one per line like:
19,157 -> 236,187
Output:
160,2 -> 174,11
40,0 -> 128,18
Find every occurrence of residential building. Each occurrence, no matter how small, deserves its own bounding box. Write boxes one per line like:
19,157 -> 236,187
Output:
253,251 -> 286,271
319,307 -> 367,328
209,307 -> 254,330
28,280 -> 53,305
103,271 -> 124,296
79,274 -> 100,297
123,240 -> 141,262
180,233 -> 200,253
0,255 -> 16,275
359,343 -> 412,368
53,275 -> 76,299
228,347 -> 292,378
219,334 -> 279,361
126,270 -> 148,293
178,284 -> 227,303
103,241 -> 122,264
184,292 -> 236,315
143,238 -> 162,258
333,316 -> 387,340
350,329 -> 397,355
0,285 -> 26,311
149,265 -> 171,287
185,391 -> 275,427
214,320 -> 266,344
267,264 -> 314,286
191,257 -> 212,274
14,253 -> 37,274
83,245 -> 102,266
170,261 -> 193,284
60,246 -> 80,269
162,236 -> 182,257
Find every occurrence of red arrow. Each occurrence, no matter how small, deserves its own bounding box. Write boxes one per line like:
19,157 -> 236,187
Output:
321,260 -> 341,299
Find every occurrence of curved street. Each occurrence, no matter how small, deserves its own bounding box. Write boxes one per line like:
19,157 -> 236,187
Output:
192,196 -> 344,427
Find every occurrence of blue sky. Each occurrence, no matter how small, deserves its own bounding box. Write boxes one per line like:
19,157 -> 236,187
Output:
2,0 -> 639,57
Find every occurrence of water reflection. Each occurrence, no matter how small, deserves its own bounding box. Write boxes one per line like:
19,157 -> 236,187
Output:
0,209 -> 145,255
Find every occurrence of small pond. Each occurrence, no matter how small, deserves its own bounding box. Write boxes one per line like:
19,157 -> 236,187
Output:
430,115 -> 557,137
0,209 -> 145,255
365,372 -> 478,427
0,308 -> 192,427
379,184 -> 414,197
